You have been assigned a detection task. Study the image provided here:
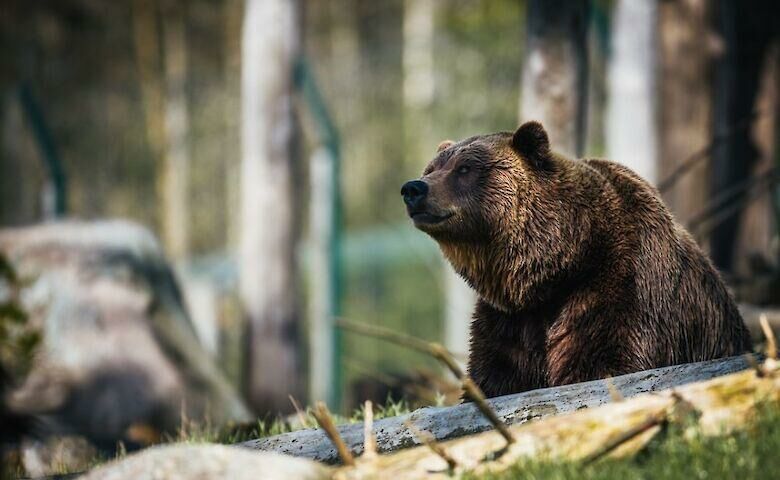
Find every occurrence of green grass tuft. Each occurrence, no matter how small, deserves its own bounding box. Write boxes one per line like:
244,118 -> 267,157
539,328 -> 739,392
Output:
469,403 -> 780,480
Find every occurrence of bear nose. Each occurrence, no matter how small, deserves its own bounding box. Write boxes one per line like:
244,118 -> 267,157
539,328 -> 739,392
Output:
401,180 -> 429,208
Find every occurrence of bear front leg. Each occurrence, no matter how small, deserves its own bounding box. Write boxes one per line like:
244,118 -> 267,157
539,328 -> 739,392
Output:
466,300 -> 549,398
544,306 -> 651,387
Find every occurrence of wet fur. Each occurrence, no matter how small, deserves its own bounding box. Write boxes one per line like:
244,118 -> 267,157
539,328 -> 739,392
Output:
412,122 -> 752,398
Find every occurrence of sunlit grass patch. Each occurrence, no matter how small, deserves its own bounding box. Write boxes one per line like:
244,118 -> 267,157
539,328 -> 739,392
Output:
469,402 -> 780,480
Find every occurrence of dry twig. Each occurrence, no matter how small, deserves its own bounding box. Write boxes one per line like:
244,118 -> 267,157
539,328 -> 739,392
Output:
582,410 -> 667,465
338,319 -> 515,445
404,421 -> 458,471
363,401 -> 377,460
289,395 -> 311,429
605,377 -> 624,402
658,109 -> 764,193
312,401 -> 355,466
337,319 -> 464,378
744,353 -> 765,377
461,378 -> 515,445
760,314 -> 777,360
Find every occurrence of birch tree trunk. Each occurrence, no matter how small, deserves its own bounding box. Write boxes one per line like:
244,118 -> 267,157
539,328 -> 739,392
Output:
520,0 -> 589,157
132,0 -> 190,260
240,0 -> 303,413
161,0 -> 190,261
401,0 -> 473,360
607,0 -> 658,184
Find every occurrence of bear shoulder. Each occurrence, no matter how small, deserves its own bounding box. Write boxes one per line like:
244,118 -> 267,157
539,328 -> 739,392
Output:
581,158 -> 670,220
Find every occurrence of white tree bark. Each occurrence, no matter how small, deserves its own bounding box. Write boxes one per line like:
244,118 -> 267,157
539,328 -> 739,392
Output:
519,0 -> 589,157
402,0 -> 435,109
443,264 -> 474,361
240,0 -> 302,413
607,0 -> 658,183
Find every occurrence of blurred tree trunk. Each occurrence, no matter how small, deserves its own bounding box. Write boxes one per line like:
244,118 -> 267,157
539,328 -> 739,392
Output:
401,0 -> 472,358
0,96 -> 41,225
710,0 -> 778,274
607,0 -> 658,184
520,0 -> 589,157
402,0 -> 435,112
224,0 -> 243,252
132,0 -> 166,163
160,0 -> 190,261
240,0 -> 303,413
132,0 -> 190,260
733,47 -> 778,293
656,0 -> 711,226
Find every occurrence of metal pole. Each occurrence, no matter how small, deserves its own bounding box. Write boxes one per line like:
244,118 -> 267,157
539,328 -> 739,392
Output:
18,84 -> 67,218
295,57 -> 343,409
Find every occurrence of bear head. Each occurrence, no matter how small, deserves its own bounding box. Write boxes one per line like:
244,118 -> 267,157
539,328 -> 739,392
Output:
400,121 -> 590,311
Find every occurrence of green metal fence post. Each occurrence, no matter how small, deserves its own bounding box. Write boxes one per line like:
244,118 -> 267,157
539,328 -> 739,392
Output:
294,57 -> 344,410
18,84 -> 67,217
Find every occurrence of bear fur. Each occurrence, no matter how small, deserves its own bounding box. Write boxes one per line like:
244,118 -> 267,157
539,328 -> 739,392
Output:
402,121 -> 752,398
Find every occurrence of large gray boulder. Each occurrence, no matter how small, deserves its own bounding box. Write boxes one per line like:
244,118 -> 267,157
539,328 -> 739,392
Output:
81,444 -> 330,480
0,220 -> 250,448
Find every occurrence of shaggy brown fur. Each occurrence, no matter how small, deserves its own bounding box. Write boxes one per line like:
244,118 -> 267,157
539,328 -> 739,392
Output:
402,121 -> 752,398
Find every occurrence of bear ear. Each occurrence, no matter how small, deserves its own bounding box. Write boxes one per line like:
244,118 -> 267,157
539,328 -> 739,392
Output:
436,140 -> 455,153
512,121 -> 551,169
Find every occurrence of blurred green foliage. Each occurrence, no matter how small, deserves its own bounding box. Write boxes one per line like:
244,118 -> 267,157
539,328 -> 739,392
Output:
1,0 -> 530,408
0,254 -> 39,382
306,0 -> 525,407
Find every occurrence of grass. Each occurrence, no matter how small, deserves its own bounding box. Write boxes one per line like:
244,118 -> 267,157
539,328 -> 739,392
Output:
178,396 -> 780,480
172,395 -> 413,445
469,403 -> 780,480
8,397 -> 780,479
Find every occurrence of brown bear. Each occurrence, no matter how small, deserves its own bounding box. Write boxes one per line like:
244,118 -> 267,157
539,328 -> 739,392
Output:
401,121 -> 752,398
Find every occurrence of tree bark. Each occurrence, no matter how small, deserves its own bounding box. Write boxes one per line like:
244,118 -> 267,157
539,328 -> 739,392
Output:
240,0 -> 303,414
131,0 -> 190,260
607,0 -> 658,184
160,0 -> 190,261
0,95 -> 41,225
520,0 -> 589,157
243,355 -> 752,463
710,0 -> 778,273
656,0 -> 712,225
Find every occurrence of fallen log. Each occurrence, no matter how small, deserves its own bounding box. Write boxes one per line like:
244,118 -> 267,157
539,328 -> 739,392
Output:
84,356 -> 777,479
336,357 -> 780,479
243,355 -> 752,463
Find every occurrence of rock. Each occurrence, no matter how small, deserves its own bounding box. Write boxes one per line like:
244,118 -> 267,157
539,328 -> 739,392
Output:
21,435 -> 98,478
0,220 -> 251,448
81,444 -> 331,480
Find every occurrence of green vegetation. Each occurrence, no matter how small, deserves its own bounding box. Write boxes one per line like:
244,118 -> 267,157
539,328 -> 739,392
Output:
103,399 -> 780,479
12,394 -> 780,479
470,403 -> 780,480
0,254 -> 40,380
174,396 -> 413,445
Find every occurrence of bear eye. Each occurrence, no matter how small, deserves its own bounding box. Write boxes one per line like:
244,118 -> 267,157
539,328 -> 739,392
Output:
457,165 -> 471,175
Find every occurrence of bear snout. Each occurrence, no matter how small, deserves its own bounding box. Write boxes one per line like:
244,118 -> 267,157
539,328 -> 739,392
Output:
400,180 -> 429,210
